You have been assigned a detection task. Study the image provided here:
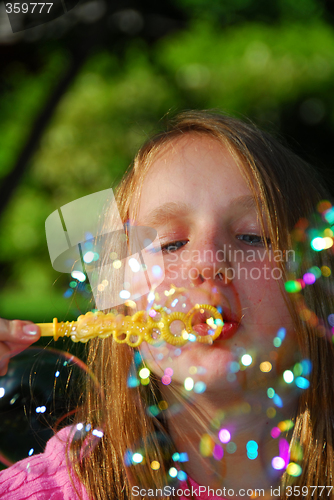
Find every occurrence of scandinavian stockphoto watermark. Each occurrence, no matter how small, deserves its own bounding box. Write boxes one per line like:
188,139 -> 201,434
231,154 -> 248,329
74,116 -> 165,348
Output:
163,246 -> 295,283
5,0 -> 80,32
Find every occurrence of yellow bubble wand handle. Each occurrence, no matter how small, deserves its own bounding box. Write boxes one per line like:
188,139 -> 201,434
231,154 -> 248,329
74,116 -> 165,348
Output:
37,305 -> 223,347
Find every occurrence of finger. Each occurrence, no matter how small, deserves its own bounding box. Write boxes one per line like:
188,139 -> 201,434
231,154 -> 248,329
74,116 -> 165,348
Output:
0,319 -> 40,344
0,338 -> 41,378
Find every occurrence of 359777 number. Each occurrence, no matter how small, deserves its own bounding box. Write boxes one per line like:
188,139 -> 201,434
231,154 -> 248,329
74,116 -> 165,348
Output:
286,486 -> 334,496
6,3 -> 53,13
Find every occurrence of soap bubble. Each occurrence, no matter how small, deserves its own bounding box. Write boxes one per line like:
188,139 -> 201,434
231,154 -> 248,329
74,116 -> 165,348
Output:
0,347 -> 104,469
286,200 -> 334,336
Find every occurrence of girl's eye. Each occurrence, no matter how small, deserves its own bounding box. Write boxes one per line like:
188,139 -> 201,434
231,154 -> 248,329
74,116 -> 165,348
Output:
237,234 -> 271,247
161,240 -> 188,253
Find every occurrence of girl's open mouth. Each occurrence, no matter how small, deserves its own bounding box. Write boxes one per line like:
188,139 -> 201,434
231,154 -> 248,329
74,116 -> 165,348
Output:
191,309 -> 240,340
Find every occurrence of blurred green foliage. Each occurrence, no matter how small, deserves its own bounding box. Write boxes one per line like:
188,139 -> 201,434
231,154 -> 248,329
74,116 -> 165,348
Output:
0,0 -> 334,324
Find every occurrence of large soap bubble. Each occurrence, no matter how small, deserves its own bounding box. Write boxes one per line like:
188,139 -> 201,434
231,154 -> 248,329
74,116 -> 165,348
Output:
0,346 -> 104,469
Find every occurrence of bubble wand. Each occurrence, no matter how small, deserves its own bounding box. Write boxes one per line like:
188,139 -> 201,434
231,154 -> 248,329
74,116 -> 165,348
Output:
37,304 -> 223,347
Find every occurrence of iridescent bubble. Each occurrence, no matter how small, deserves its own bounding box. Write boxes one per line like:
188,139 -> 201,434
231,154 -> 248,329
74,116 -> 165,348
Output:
273,337 -> 282,347
83,251 -> 95,264
229,361 -> 240,373
226,442 -> 237,454
177,470 -> 187,481
266,407 -> 276,418
283,370 -> 294,384
161,375 -> 171,385
241,354 -> 252,366
0,347 -> 104,468
246,441 -> 258,460
279,438 -> 290,466
129,258 -> 141,273
169,467 -> 178,478
71,270 -> 86,282
284,280 -> 302,293
179,452 -> 188,462
278,420 -> 294,432
260,361 -> 272,373
200,434 -> 214,457
213,444 -> 224,460
194,381 -> 206,394
322,266 -> 331,277
132,452 -> 143,463
303,272 -> 316,285
271,427 -> 281,439
158,400 -> 168,411
139,368 -> 150,379
218,429 -> 231,443
152,265 -> 163,278
246,440 -> 258,452
272,456 -> 285,470
184,377 -> 194,391
295,377 -> 310,389
310,237 -> 325,251
276,328 -> 286,340
119,290 -> 131,299
267,388 -> 275,399
286,462 -> 302,477
273,394 -> 283,407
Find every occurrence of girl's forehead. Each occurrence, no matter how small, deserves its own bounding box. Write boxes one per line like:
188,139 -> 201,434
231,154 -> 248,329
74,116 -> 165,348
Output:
135,134 -> 253,222
146,134 -> 247,184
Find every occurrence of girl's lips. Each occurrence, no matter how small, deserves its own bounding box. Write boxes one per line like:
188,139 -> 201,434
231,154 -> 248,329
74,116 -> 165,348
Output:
220,320 -> 239,340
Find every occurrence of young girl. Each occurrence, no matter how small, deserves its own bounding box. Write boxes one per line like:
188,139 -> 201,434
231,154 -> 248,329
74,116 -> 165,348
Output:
1,110 -> 334,500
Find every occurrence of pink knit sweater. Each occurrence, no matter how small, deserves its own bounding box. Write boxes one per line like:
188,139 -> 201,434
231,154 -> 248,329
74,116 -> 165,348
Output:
0,429 -> 222,500
0,428 -> 89,500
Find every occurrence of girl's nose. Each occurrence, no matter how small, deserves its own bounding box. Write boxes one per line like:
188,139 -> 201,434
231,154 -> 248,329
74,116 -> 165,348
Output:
186,237 -> 233,287
191,266 -> 233,287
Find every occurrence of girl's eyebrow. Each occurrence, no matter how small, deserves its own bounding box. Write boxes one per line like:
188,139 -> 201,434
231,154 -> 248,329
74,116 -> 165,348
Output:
140,195 -> 257,227
140,202 -> 190,227
228,195 -> 259,223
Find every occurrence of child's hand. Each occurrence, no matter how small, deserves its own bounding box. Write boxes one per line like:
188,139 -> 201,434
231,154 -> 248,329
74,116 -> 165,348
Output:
0,319 -> 40,376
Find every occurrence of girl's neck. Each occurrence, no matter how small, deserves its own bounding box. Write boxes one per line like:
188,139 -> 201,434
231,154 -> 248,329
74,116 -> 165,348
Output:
163,387 -> 296,496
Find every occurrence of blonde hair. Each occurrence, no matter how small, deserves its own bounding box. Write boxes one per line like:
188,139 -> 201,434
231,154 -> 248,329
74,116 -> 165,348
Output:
71,110 -> 334,500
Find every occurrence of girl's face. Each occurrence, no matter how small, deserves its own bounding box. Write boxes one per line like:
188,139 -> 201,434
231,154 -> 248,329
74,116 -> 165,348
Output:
136,134 -> 297,396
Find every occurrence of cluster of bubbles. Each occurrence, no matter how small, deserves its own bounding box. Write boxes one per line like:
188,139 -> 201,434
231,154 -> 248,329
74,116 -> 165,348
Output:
122,283 -> 312,484
62,233 -> 96,300
285,200 -> 334,334
125,447 -> 189,481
